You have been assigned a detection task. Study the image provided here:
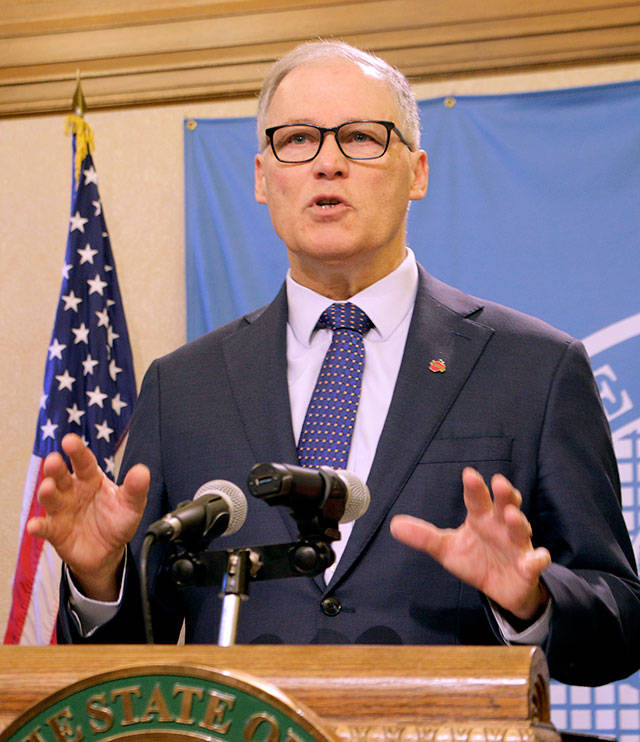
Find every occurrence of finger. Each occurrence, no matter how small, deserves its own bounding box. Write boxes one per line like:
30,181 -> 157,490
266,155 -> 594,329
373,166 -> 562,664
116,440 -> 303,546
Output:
26,511 -> 67,544
520,547 -> 552,580
390,514 -> 446,559
26,516 -> 48,540
502,503 -> 535,549
37,474 -> 64,514
491,473 -> 522,522
121,464 -> 150,511
61,433 -> 102,484
461,467 -> 493,517
42,451 -> 74,493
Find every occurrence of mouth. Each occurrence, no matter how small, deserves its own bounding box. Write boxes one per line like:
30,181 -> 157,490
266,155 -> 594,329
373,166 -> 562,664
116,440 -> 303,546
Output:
311,195 -> 348,211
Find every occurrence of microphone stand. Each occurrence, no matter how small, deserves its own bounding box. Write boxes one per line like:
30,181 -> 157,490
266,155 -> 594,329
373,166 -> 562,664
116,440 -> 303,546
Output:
167,536 -> 336,646
218,549 -> 252,647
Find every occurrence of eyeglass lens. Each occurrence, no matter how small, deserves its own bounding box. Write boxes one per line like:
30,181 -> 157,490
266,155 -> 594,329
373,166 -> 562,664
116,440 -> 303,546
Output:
272,122 -> 390,162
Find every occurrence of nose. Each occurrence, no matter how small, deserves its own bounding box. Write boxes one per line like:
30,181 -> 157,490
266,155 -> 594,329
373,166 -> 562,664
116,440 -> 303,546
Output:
312,131 -> 348,178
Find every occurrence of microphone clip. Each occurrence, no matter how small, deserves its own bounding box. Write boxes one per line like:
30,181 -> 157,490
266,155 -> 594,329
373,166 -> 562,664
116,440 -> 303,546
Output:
168,537 -> 335,590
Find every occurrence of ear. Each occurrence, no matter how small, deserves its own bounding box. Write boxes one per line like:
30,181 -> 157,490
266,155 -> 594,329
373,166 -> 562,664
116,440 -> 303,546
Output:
408,149 -> 429,201
254,153 -> 267,204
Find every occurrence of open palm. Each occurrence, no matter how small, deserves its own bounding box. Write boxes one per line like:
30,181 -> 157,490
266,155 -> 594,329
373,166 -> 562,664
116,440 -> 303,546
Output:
27,433 -> 149,600
391,467 -> 550,620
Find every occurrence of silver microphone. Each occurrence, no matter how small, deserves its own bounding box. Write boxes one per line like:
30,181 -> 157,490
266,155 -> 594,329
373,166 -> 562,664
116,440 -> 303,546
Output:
146,479 -> 248,545
247,462 -> 370,524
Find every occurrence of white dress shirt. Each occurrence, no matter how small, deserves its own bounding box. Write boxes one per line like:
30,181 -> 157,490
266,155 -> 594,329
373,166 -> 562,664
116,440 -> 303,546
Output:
286,248 -> 418,578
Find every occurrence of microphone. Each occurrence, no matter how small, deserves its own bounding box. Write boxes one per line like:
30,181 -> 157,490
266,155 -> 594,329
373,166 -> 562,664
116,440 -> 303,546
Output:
247,462 -> 370,524
146,480 -> 248,546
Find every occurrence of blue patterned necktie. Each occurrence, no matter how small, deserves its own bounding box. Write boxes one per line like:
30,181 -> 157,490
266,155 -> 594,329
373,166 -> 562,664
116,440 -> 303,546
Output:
297,302 -> 372,470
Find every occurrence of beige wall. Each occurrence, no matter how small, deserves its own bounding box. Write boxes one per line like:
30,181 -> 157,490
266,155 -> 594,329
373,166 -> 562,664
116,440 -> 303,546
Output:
1,60 -> 639,638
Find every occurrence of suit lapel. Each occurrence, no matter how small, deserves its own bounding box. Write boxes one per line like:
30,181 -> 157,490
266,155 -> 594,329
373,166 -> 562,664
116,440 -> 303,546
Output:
222,286 -> 301,542
327,268 -> 495,589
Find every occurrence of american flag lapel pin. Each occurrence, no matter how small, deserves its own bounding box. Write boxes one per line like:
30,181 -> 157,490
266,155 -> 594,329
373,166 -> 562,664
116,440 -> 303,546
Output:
429,358 -> 447,373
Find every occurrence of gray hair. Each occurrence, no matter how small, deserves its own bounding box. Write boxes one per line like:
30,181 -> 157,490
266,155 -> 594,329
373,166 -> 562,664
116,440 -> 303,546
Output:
256,40 -> 421,151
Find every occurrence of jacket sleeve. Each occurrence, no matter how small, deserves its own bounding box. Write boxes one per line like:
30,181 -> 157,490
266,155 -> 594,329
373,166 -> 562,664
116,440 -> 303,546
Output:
533,339 -> 640,685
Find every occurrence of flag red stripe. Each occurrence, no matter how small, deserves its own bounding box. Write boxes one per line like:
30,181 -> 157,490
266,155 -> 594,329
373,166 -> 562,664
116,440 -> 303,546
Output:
3,460 -> 46,644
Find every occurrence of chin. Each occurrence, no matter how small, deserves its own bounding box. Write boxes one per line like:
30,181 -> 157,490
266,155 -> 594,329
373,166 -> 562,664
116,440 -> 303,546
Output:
303,246 -> 369,268
294,234 -> 370,260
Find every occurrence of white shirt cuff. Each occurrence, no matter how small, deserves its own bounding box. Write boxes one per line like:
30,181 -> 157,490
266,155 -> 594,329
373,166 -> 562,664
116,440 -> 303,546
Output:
65,552 -> 126,637
490,598 -> 552,645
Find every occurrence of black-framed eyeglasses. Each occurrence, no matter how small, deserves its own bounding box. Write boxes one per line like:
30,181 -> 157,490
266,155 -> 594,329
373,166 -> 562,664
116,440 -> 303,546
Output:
264,120 -> 413,163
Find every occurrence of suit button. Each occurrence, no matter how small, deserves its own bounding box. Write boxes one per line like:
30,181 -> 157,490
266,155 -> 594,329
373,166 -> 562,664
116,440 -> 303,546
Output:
321,596 -> 341,617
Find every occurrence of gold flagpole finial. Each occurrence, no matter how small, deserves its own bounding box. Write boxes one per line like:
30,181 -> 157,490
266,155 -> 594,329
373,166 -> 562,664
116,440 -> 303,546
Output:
66,71 -> 94,186
72,70 -> 87,117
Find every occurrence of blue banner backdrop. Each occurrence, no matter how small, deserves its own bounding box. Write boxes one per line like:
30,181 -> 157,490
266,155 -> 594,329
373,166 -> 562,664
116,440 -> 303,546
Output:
185,79 -> 640,741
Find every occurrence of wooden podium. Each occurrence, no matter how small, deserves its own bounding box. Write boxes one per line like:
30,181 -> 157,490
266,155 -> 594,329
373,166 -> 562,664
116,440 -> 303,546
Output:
0,645 -> 560,741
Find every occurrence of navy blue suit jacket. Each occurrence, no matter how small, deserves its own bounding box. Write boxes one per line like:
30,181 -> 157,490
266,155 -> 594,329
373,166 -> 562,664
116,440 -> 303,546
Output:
59,267 -> 640,686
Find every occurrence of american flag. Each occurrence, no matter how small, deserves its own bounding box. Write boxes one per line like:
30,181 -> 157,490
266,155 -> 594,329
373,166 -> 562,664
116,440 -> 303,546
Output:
3,118 -> 136,644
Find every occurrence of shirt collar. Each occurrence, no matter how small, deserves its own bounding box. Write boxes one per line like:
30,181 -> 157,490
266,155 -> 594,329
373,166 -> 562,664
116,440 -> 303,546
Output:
286,248 -> 419,345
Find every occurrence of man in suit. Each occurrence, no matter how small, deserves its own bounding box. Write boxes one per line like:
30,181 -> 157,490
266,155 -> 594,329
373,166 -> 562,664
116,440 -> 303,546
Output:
29,40 -> 640,687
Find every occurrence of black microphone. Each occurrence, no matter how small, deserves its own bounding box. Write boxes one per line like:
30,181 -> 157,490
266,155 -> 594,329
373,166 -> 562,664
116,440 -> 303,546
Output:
247,462 -> 370,524
146,480 -> 247,545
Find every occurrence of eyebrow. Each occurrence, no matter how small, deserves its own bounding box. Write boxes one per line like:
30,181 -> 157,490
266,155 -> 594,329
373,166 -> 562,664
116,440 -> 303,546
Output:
270,118 -> 375,127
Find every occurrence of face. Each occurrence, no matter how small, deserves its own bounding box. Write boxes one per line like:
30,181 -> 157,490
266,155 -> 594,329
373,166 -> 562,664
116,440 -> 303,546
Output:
255,60 -> 429,297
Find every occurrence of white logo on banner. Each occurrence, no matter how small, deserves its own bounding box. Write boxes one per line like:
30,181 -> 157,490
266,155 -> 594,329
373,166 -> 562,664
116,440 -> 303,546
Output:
551,312 -> 640,741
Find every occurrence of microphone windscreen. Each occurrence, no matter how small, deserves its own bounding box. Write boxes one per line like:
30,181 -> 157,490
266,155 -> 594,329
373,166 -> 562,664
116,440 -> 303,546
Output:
336,470 -> 370,523
193,479 -> 248,536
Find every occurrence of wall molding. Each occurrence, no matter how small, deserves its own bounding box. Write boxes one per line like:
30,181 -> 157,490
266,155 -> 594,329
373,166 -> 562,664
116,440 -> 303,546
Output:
1,0 -> 639,117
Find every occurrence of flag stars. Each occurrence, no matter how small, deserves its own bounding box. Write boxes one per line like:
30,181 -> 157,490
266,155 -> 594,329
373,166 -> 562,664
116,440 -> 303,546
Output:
55,369 -> 76,391
66,403 -> 85,425
31,150 -> 135,520
95,420 -> 114,442
72,323 -> 90,344
95,308 -> 110,328
107,325 -> 120,347
82,354 -> 99,376
104,456 -> 116,476
83,166 -> 98,185
69,211 -> 88,233
41,418 -> 58,440
109,359 -> 122,381
111,393 -> 127,416
78,243 -> 98,264
48,338 -> 66,360
61,290 -> 82,313
88,274 -> 108,296
86,386 -> 108,408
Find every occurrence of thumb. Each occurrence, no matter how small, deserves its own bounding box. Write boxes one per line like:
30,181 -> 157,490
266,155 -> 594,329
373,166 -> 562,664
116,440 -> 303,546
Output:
390,514 -> 444,557
121,464 -> 150,510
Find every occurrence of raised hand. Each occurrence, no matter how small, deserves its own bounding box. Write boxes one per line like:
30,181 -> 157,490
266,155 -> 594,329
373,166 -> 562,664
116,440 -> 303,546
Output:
27,433 -> 149,601
390,467 -> 551,620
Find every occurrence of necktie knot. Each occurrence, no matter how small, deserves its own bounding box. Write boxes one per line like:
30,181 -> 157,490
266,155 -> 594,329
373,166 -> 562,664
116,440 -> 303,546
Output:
318,302 -> 372,336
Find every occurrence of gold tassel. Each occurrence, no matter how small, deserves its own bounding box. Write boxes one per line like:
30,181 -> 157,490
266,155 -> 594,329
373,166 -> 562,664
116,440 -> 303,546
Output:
65,74 -> 94,187
65,114 -> 95,188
